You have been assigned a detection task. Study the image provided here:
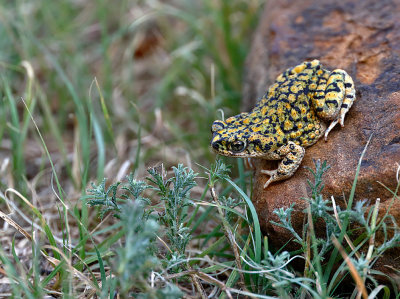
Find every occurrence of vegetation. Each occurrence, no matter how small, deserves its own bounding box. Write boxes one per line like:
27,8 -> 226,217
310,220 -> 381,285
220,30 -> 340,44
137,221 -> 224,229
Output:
0,0 -> 399,298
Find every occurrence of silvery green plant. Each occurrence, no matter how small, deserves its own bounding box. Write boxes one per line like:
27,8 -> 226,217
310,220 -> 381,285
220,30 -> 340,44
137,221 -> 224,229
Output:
147,164 -> 197,270
86,174 -> 151,219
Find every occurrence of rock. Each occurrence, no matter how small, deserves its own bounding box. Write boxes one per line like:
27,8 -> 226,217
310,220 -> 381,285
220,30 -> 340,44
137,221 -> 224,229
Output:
243,0 -> 400,279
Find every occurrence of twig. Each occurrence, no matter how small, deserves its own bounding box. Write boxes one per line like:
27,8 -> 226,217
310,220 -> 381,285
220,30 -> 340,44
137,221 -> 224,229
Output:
331,196 -> 360,259
165,269 -> 233,299
188,264 -> 207,299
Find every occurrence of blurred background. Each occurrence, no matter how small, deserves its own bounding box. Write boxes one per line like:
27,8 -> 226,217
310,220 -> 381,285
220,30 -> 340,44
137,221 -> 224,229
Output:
0,0 -> 263,194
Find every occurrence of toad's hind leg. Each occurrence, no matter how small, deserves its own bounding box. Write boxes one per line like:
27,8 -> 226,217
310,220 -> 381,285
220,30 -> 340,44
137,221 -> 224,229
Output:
312,69 -> 356,140
261,142 -> 305,189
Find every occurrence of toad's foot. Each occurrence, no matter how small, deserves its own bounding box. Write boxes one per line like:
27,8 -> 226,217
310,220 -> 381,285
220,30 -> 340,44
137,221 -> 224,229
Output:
260,142 -> 305,189
260,169 -> 278,189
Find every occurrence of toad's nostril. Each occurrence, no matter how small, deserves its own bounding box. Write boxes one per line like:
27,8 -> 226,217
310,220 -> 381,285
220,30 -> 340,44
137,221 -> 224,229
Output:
211,142 -> 220,150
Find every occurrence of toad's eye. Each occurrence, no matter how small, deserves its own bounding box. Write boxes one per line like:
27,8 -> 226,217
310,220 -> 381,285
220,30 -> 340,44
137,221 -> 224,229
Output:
230,140 -> 246,153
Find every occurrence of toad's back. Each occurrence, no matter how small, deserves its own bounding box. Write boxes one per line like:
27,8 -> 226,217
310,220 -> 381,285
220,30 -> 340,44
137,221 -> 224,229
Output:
224,69 -> 326,151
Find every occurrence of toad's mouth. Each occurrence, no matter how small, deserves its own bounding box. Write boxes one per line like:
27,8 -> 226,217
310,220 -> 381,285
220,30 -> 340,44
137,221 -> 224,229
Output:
210,145 -> 268,158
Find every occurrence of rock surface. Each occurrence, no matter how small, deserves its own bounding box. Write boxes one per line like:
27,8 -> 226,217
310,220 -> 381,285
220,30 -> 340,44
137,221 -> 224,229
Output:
243,0 -> 400,278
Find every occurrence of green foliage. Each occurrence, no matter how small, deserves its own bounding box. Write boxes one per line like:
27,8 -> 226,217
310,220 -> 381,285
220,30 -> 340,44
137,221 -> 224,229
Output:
84,164 -> 198,294
122,173 -> 152,205
93,201 -> 182,298
147,164 -> 197,269
2,154 -> 400,298
272,203 -> 302,244
86,173 -> 154,219
207,158 -> 232,184
86,179 -> 122,219
271,159 -> 400,297
113,202 -> 176,298
218,196 -> 244,222
305,160 -> 333,218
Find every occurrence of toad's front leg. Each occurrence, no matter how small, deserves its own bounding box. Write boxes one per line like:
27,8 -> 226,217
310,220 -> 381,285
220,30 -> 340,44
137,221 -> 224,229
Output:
260,142 -> 305,189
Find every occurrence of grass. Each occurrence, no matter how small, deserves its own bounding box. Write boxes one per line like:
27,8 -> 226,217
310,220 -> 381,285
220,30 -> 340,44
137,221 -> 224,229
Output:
0,0 -> 400,298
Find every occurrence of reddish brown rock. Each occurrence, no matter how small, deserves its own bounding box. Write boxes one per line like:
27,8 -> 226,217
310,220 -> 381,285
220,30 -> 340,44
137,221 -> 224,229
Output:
243,0 -> 400,277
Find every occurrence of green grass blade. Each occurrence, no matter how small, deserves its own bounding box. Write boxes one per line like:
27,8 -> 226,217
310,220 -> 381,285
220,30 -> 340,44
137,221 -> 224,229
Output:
225,177 -> 261,264
94,245 -> 107,289
2,76 -> 25,185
